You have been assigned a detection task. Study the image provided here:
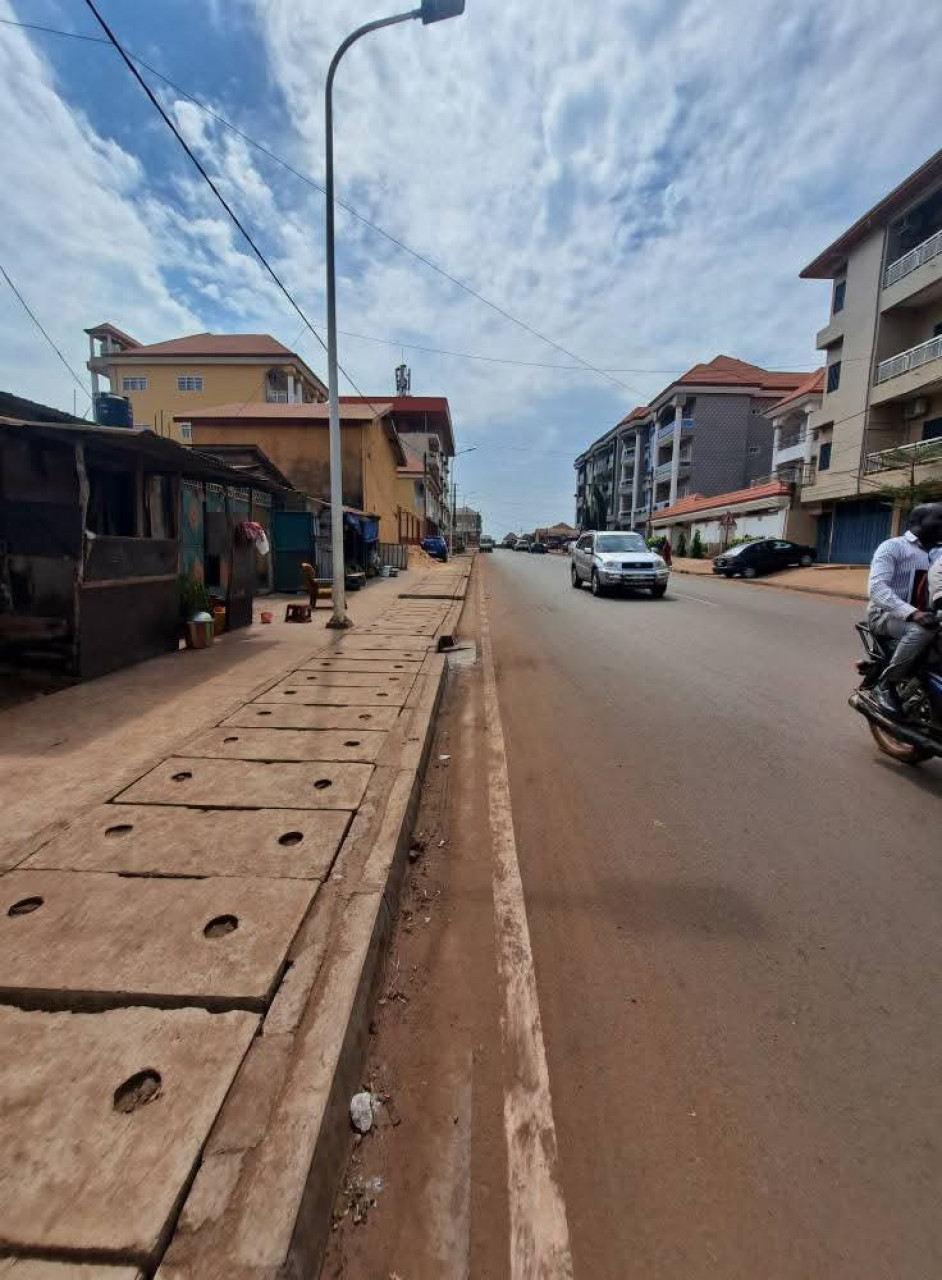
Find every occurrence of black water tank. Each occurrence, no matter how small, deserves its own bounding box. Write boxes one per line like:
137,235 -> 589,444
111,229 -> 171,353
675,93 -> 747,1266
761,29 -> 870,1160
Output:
94,393 -> 133,427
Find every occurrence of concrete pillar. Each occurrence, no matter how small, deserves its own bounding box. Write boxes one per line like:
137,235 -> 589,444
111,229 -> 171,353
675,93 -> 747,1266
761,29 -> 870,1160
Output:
668,398 -> 685,506
772,422 -> 782,459
630,427 -> 642,526
803,407 -> 815,464
287,374 -> 296,403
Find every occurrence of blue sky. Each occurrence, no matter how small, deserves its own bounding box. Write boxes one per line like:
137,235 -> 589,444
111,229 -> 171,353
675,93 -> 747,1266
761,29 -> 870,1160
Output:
0,0 -> 940,535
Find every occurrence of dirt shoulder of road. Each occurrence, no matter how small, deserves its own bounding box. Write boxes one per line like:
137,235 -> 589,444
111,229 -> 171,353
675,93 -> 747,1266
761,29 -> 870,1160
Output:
672,556 -> 867,601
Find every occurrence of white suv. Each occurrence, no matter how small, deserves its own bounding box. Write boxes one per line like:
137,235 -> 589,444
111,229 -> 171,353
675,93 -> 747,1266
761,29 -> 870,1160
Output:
571,531 -> 669,598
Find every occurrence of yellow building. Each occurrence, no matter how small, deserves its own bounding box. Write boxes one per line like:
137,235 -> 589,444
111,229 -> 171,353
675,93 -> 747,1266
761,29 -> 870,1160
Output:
85,324 -> 327,440
177,401 -> 407,543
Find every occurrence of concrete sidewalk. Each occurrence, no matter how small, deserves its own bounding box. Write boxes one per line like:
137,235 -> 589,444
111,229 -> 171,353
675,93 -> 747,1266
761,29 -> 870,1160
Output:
0,559 -> 471,1277
672,556 -> 867,601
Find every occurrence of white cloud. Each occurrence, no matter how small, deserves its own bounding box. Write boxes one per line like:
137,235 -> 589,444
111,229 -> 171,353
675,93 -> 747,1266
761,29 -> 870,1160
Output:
0,0 -> 939,535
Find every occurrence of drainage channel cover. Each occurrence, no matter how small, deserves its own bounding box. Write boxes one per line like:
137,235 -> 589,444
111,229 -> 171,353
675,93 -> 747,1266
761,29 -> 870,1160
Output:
254,682 -> 409,708
22,805 -> 348,880
113,757 -> 372,810
0,870 -> 315,1011
0,1005 -> 256,1265
220,704 -> 400,732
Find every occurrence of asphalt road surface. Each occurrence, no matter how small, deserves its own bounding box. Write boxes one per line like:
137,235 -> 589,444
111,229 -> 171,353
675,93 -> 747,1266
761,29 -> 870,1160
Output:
326,553 -> 942,1280
490,551 -> 942,1279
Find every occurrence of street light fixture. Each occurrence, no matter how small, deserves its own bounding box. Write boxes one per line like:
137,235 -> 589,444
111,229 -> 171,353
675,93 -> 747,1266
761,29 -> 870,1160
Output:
448,445 -> 476,555
323,0 -> 466,627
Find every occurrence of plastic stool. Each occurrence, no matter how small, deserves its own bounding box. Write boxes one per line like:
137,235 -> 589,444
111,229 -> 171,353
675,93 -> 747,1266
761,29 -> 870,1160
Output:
284,602 -> 312,624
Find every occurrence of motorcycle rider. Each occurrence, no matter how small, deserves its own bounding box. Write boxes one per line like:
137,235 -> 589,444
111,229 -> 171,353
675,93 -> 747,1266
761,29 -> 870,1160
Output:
867,502 -> 942,718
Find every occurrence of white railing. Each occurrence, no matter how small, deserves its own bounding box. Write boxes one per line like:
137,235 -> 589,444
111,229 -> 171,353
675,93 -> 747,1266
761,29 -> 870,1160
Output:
875,333 -> 942,384
652,499 -> 671,511
265,390 -> 288,403
884,228 -> 942,288
864,438 -> 942,474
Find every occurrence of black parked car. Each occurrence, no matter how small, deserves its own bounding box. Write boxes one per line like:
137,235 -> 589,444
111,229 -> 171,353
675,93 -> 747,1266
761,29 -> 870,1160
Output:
713,538 -> 816,578
529,541 -> 548,554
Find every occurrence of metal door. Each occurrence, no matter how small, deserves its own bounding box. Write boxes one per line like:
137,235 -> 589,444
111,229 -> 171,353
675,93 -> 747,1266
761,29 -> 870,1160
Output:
826,500 -> 891,564
272,510 -> 317,593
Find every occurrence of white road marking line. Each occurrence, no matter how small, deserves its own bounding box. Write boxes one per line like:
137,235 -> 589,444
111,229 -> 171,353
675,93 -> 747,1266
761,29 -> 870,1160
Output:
477,571 -> 575,1280
673,588 -> 721,607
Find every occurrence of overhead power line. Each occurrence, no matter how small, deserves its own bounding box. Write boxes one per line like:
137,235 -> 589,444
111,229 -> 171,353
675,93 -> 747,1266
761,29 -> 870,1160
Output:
80,0 -> 390,420
6,13 -> 651,398
0,263 -> 92,407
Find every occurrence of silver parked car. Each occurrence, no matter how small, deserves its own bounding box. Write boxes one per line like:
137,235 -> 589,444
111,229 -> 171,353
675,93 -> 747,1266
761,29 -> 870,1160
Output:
571,531 -> 669,598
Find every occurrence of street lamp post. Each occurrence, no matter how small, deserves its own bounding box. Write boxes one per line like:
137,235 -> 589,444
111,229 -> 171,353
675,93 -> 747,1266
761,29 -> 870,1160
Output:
448,445 -> 476,555
324,0 -> 466,627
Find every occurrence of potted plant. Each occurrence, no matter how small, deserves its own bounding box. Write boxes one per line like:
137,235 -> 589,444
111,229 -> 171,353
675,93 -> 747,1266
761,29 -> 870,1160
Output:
179,575 -> 214,649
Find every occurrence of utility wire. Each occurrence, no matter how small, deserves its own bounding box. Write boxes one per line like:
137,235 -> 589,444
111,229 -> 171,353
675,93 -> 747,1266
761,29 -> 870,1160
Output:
3,16 -> 849,383
0,263 -> 93,408
6,13 -> 653,397
80,0 -> 390,422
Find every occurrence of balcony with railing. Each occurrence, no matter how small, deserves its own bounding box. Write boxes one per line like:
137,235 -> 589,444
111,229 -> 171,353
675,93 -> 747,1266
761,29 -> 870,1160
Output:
656,416 -> 695,442
863,437 -> 942,475
772,429 -> 809,468
654,454 -> 691,481
884,228 -> 942,289
875,333 -> 942,386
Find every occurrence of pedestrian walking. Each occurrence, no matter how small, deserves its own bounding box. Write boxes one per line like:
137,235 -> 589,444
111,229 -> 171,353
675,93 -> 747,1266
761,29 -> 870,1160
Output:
661,537 -> 673,567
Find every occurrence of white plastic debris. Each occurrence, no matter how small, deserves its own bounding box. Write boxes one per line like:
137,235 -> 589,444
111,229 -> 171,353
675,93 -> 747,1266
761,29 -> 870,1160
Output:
350,1091 -> 374,1134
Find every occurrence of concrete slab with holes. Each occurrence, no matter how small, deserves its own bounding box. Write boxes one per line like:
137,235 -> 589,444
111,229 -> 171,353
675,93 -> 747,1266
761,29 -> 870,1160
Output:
253,682 -> 409,708
277,669 -> 414,691
325,637 -> 434,656
301,656 -> 423,674
113,757 -> 372,811
0,1004 -> 256,1268
179,725 -> 387,764
220,703 -> 400,732
0,870 -> 315,1011
21,805 -> 347,880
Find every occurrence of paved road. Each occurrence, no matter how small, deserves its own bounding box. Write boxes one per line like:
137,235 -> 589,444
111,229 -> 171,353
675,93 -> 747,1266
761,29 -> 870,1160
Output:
484,552 -> 942,1279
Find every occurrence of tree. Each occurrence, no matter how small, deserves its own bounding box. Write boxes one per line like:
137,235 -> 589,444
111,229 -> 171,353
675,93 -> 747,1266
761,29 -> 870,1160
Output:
690,529 -> 705,560
676,531 -> 688,557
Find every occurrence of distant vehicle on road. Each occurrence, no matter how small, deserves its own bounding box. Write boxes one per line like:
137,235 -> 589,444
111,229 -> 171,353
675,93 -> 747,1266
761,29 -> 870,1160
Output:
571,531 -> 669,598
479,536 -> 495,553
529,541 -> 547,555
421,534 -> 448,562
713,539 -> 815,578
515,539 -> 531,553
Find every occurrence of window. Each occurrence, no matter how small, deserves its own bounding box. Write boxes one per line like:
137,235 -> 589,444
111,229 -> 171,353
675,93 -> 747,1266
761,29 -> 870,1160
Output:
122,376 -> 147,392
747,445 -> 760,456
818,442 -> 832,470
178,423 -> 192,442
826,361 -> 841,393
177,375 -> 203,392
922,417 -> 942,441
833,280 -> 846,314
934,322 -> 942,338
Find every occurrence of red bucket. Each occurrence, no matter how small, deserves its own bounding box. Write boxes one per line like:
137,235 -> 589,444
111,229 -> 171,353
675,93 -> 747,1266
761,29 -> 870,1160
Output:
260,610 -> 274,625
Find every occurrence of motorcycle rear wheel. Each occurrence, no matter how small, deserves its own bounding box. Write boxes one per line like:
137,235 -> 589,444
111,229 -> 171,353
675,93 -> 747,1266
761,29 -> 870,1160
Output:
869,722 -> 933,765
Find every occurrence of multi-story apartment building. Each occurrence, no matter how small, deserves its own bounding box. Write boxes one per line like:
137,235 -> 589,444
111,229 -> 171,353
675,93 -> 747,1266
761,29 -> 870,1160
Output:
574,356 -> 807,531
85,324 -> 327,437
798,148 -> 942,562
342,394 -> 455,536
454,505 -> 483,547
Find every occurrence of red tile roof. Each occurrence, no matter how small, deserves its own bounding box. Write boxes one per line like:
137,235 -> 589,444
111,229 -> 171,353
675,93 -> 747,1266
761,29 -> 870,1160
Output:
651,480 -> 791,523
768,368 -> 824,413
340,395 -> 455,454
616,405 -> 652,427
672,354 -> 808,392
128,333 -> 296,357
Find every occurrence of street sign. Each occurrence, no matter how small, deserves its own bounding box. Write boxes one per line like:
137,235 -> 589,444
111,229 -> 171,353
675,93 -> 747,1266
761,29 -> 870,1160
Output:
718,511 -> 737,529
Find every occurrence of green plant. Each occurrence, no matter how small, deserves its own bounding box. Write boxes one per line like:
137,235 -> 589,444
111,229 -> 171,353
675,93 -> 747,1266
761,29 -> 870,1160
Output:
728,534 -> 760,548
179,573 -> 211,622
676,531 -> 688,557
645,535 -> 661,549
690,530 -> 705,560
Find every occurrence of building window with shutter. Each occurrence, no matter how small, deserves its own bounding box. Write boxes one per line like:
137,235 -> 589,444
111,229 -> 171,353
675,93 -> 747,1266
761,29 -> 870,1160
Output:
833,280 -> 846,313
177,375 -> 203,392
818,442 -> 832,470
826,362 -> 841,393
122,376 -> 147,392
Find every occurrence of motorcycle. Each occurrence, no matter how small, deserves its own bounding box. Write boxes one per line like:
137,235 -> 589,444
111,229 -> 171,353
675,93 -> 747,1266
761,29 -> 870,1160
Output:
849,618 -> 942,765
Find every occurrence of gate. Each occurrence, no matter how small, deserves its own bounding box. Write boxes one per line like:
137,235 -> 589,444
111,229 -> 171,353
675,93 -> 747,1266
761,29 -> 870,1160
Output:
272,510 -> 317,592
825,499 -> 891,564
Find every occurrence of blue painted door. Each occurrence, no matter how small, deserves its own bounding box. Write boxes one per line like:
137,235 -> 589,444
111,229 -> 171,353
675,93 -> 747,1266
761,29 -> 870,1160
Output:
826,500 -> 891,564
272,511 -> 317,592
